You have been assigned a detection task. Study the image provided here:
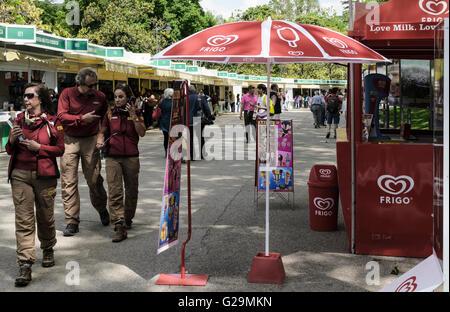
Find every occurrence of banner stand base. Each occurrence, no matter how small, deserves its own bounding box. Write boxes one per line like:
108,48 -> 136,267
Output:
156,273 -> 209,286
247,252 -> 285,284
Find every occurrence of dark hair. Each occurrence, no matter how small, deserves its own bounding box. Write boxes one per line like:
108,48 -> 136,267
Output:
24,83 -> 56,115
114,84 -> 134,99
257,84 -> 267,92
248,85 -> 255,89
75,67 -> 98,86
271,84 -> 278,90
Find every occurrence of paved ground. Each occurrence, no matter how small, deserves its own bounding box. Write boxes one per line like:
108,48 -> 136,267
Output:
0,108 -> 422,292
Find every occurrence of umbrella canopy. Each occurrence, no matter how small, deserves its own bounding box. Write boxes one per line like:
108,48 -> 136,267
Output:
153,18 -> 390,64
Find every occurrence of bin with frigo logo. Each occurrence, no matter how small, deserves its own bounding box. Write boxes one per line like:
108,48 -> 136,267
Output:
307,165 -> 339,231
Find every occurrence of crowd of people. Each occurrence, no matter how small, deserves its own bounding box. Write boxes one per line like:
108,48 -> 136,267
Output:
5,67 -> 214,288
5,65 -> 345,287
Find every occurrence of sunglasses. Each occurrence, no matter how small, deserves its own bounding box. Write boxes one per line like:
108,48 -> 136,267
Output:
23,93 -> 36,99
114,95 -> 125,99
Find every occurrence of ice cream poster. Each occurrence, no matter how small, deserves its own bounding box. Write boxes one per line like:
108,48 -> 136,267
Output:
258,167 -> 293,191
157,191 -> 180,254
157,80 -> 187,254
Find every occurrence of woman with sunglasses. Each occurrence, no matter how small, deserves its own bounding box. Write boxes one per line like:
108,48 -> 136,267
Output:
6,83 -> 65,287
96,85 -> 146,242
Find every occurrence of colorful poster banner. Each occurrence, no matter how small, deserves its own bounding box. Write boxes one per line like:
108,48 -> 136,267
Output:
157,80 -> 187,254
256,119 -> 294,193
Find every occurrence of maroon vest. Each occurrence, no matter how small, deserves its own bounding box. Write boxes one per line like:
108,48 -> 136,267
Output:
7,112 -> 64,181
104,109 -> 142,157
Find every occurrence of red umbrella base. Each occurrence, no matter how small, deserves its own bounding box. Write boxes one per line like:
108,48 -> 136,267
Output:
247,252 -> 285,284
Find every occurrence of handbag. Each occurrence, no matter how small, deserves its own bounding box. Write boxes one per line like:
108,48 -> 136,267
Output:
152,100 -> 162,120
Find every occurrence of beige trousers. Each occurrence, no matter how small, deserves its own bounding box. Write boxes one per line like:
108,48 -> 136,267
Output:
105,156 -> 140,226
11,169 -> 57,264
60,134 -> 107,225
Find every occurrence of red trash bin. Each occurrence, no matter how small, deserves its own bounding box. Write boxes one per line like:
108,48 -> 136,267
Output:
307,165 -> 339,231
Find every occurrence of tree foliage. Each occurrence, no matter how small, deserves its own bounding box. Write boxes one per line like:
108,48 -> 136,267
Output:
1,0 -> 50,31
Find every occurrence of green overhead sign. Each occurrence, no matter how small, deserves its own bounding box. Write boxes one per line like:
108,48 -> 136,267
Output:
66,39 -> 88,51
0,25 -> 35,41
171,63 -> 186,70
0,26 -> 6,39
218,72 -> 228,77
88,44 -> 106,56
36,33 -> 65,50
186,66 -> 199,73
107,48 -> 124,58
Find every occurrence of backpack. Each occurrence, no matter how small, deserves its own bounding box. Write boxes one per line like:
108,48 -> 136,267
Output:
327,95 -> 339,114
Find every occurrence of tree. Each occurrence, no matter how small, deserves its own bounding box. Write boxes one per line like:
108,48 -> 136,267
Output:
78,0 -> 158,53
1,0 -> 50,31
270,0 -> 320,21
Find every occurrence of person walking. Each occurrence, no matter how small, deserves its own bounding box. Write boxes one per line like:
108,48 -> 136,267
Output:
96,85 -> 146,242
159,88 -> 173,157
270,84 -> 282,119
6,83 -> 65,287
310,91 -> 325,128
320,90 -> 327,126
57,67 -> 109,236
211,92 -> 219,116
236,93 -> 240,113
239,86 -> 257,143
229,91 -> 235,113
255,84 -> 269,120
325,88 -> 343,139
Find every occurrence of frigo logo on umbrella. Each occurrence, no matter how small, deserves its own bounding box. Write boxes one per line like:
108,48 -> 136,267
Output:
200,35 -> 239,52
377,175 -> 415,205
322,37 -> 358,55
313,197 -> 334,216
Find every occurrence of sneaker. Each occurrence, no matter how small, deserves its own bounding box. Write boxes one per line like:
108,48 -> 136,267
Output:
63,223 -> 79,236
15,263 -> 32,287
112,224 -> 127,243
42,248 -> 55,268
99,210 -> 110,226
326,132 -> 330,139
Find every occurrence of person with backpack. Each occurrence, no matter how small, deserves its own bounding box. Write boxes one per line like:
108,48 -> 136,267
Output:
325,88 -> 343,139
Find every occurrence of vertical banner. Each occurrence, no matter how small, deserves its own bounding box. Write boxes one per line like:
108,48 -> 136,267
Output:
257,119 -> 294,192
157,80 -> 187,254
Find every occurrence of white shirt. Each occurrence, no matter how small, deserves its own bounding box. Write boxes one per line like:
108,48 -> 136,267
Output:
256,95 -> 269,119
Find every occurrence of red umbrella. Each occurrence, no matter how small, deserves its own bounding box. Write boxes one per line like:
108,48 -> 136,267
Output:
154,18 -> 389,64
153,18 -> 390,285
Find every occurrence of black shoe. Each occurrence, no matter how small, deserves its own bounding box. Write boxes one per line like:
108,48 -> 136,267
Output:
42,248 -> 55,268
15,263 -> 32,287
326,132 -> 330,139
99,210 -> 110,226
125,219 -> 132,230
63,223 -> 79,237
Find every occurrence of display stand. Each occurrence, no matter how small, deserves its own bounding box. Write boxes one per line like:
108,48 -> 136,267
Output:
156,80 -> 208,286
254,119 -> 295,213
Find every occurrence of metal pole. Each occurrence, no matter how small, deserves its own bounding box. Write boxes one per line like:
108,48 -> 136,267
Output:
349,0 -> 356,254
265,60 -> 271,257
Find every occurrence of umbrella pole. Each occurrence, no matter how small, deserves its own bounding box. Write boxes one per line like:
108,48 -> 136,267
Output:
265,60 -> 271,257
247,60 -> 285,284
